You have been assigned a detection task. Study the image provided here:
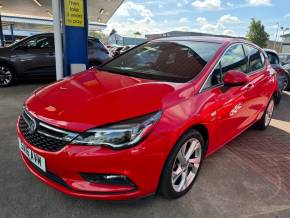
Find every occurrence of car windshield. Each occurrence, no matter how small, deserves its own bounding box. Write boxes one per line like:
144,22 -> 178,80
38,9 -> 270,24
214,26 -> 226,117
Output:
100,40 -> 221,83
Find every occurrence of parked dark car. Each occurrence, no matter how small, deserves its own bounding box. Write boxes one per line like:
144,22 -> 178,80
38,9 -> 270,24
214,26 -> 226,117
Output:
282,62 -> 290,91
279,53 -> 290,65
264,49 -> 289,92
0,33 -> 110,87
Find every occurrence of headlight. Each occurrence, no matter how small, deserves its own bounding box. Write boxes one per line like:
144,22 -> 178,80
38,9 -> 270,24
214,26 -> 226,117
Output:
71,111 -> 162,149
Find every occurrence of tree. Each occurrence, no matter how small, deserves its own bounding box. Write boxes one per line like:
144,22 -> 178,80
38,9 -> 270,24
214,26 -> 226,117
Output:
134,31 -> 142,37
109,28 -> 117,37
246,18 -> 269,48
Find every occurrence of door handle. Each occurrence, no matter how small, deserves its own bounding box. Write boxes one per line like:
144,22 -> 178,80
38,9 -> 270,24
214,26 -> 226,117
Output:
48,51 -> 54,56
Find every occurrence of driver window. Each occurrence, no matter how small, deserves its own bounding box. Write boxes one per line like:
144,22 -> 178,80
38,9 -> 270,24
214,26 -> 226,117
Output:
202,44 -> 247,91
22,37 -> 53,49
220,44 -> 247,75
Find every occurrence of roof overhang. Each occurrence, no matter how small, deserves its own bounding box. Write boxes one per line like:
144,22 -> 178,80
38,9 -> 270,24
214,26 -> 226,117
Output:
0,0 -> 123,35
1,15 -> 107,35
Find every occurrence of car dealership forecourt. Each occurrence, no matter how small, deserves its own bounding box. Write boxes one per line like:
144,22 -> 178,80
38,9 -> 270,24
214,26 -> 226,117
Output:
1,1 -> 290,217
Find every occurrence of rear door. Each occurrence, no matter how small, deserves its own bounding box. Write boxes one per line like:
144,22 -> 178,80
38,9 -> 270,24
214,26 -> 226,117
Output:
13,35 -> 55,77
243,44 -> 273,120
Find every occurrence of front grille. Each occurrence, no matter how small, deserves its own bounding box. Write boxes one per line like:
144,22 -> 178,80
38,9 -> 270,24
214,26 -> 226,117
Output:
19,109 -> 78,152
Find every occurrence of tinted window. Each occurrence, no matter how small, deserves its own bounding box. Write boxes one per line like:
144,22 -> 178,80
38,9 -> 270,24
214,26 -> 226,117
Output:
220,44 -> 247,74
88,40 -> 94,48
89,38 -> 106,49
245,45 -> 264,72
22,36 -> 54,49
101,41 -> 221,83
266,52 -> 279,65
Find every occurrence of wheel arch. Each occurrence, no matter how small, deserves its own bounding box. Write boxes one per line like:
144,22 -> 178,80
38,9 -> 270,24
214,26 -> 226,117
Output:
0,60 -> 18,76
273,89 -> 280,105
189,124 -> 209,151
170,122 -> 210,158
157,123 -> 210,197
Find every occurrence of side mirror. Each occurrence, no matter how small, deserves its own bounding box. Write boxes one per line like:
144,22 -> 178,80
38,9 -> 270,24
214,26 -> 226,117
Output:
224,70 -> 249,86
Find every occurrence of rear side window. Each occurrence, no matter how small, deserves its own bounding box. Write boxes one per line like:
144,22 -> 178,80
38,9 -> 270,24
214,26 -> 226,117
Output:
245,45 -> 265,72
220,44 -> 247,74
89,38 -> 109,53
266,52 -> 279,65
89,39 -> 105,49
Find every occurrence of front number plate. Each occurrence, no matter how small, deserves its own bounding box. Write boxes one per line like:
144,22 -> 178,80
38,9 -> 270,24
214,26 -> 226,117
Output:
18,138 -> 46,172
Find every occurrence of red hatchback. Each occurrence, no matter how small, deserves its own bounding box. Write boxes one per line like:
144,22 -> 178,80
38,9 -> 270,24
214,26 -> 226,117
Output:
17,37 -> 278,200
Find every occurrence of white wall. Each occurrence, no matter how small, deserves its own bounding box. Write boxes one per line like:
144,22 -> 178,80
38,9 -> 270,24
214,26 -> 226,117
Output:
282,36 -> 290,43
282,45 -> 290,53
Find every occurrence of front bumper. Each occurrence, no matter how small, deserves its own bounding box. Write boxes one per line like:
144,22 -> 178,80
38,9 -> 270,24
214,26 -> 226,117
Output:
17,117 -> 169,200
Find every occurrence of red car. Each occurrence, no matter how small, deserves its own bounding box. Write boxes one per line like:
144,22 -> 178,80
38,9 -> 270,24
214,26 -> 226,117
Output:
17,37 -> 278,200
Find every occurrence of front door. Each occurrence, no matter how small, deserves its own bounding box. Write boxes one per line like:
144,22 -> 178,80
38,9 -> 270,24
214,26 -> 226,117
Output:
12,35 -> 55,77
201,44 -> 251,148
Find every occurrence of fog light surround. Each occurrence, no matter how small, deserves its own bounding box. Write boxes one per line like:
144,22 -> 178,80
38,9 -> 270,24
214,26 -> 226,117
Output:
80,173 -> 137,187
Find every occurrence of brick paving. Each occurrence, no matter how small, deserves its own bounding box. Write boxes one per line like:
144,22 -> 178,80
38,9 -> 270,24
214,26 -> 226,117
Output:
227,92 -> 290,195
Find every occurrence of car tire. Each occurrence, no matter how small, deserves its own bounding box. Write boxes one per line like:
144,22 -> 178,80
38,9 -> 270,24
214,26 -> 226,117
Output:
275,91 -> 281,105
158,129 -> 206,199
254,97 -> 275,130
0,63 -> 16,87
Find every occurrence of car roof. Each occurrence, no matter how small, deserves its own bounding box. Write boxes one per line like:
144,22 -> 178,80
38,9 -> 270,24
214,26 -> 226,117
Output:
29,33 -> 99,41
264,48 -> 278,55
152,36 -> 249,45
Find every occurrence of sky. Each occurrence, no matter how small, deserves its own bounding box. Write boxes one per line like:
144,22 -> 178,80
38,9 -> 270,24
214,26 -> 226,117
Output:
104,0 -> 290,40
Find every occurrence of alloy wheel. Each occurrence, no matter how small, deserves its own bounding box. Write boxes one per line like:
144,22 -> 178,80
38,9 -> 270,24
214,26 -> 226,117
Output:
0,66 -> 13,86
265,99 -> 274,127
171,138 -> 202,192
